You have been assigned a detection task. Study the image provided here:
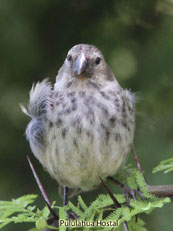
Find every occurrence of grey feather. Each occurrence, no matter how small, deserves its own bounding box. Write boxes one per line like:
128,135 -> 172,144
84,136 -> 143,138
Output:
28,79 -> 52,118
22,79 -> 52,156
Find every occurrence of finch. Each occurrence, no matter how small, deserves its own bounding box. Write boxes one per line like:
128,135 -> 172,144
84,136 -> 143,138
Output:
22,44 -> 135,197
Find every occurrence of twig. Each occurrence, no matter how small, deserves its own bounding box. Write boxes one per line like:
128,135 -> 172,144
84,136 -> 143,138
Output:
131,145 -> 173,198
147,184 -> 173,198
131,144 -> 144,178
100,177 -> 129,231
100,177 -> 121,208
27,155 -> 52,206
27,155 -> 59,219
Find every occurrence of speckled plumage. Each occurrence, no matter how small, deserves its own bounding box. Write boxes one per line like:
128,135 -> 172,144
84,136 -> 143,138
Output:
22,44 -> 135,196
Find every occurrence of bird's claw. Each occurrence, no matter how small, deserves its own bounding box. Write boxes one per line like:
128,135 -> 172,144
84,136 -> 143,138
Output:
107,176 -> 145,207
122,185 -> 145,206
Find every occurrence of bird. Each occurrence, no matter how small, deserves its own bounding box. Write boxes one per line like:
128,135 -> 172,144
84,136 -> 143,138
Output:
22,44 -> 135,201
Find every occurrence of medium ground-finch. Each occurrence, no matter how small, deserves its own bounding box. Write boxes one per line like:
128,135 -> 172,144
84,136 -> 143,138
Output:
22,44 -> 135,197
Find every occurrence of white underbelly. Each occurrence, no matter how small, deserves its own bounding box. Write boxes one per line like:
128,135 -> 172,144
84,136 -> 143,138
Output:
43,118 -> 131,191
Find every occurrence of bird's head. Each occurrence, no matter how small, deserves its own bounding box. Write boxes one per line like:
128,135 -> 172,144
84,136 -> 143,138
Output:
55,44 -> 116,90
66,44 -> 104,79
64,44 -> 114,81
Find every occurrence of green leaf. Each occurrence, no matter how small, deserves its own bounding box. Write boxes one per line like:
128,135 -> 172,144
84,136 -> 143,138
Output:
78,196 -> 88,211
153,157 -> 173,174
135,171 -> 153,199
68,201 -> 83,217
0,194 -> 38,229
59,207 -> 68,231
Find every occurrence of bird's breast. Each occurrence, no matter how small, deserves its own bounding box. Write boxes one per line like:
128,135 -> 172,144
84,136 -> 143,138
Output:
43,89 -> 135,190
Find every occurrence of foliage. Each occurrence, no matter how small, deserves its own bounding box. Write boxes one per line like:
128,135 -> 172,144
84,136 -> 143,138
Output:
0,167 -> 171,231
0,195 -> 38,229
153,157 -> 173,174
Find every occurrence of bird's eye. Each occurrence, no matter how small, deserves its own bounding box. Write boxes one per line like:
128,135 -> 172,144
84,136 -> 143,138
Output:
95,57 -> 101,65
67,54 -> 72,61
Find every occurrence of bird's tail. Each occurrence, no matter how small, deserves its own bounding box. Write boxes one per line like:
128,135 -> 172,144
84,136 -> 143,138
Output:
20,79 -> 52,118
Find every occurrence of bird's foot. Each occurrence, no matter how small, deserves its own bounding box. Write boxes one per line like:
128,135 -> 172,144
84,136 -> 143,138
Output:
121,185 -> 145,206
108,177 -> 145,207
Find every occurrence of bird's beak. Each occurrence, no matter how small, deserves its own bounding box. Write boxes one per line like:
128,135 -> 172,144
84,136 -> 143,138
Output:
74,53 -> 87,76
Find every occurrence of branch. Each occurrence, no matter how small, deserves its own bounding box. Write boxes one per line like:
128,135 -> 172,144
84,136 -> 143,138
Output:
147,184 -> 173,198
27,155 -> 59,220
131,144 -> 173,198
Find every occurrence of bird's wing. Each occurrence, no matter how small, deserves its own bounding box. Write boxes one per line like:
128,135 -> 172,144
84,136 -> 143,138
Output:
22,79 -> 53,159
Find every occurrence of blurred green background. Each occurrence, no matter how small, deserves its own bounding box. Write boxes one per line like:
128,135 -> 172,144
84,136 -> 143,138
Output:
0,0 -> 173,230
